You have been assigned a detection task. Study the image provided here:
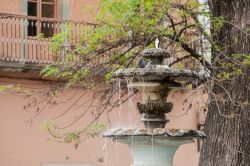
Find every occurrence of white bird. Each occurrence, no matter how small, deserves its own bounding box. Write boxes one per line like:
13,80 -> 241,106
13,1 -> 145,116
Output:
155,38 -> 159,48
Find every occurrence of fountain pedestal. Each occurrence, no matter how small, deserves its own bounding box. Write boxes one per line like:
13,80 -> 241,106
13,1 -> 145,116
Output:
131,82 -> 172,128
124,137 -> 192,166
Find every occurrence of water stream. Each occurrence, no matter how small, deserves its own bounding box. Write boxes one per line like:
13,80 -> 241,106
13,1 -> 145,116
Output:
126,76 -> 139,128
151,135 -> 154,165
118,78 -> 122,117
103,139 -> 109,166
137,76 -> 146,103
115,136 -> 119,166
125,77 -> 134,107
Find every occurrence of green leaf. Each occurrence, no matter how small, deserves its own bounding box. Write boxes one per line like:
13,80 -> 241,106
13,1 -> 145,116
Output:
40,65 -> 59,78
86,124 -> 106,138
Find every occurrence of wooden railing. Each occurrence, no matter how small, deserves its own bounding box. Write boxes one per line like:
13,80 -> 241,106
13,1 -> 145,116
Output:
0,13 -> 202,72
0,13 -> 95,64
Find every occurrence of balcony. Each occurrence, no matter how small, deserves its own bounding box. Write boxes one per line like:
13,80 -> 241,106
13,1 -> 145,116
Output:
0,13 -> 96,73
0,13 -> 203,79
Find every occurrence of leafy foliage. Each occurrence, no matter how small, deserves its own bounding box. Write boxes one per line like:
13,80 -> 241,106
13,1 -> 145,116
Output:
41,0 -> 210,87
86,123 -> 106,138
0,84 -> 32,96
39,0 -> 214,143
0,85 -> 14,92
40,65 -> 60,78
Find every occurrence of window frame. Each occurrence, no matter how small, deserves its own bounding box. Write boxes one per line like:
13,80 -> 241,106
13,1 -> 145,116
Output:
27,0 -> 57,37
27,0 -> 57,18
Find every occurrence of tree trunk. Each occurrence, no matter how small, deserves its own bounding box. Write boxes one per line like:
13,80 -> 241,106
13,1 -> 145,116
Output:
199,0 -> 250,166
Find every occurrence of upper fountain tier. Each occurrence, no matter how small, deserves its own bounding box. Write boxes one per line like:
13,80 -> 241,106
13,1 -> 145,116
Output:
112,48 -> 209,128
142,48 -> 170,65
113,48 -> 208,86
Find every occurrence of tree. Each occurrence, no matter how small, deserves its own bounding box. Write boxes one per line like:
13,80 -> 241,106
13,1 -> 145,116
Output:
199,0 -> 250,165
39,0 -> 211,144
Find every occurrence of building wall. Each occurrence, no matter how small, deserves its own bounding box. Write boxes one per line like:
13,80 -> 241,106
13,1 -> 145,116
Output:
0,0 -> 21,15
0,0 -> 99,22
0,77 -> 207,166
70,0 -> 99,22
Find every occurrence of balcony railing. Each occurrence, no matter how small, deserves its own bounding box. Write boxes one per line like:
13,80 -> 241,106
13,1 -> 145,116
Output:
0,13 -> 203,72
0,13 -> 95,64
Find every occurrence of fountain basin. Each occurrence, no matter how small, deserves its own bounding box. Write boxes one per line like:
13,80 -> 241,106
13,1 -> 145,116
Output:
113,67 -> 207,85
104,128 -> 206,166
104,128 -> 206,138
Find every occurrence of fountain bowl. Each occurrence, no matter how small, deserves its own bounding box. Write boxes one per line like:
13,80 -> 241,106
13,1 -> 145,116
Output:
104,128 -> 206,166
103,128 -> 206,138
113,67 -> 208,86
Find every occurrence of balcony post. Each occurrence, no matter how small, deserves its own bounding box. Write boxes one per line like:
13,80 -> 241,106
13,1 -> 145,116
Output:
20,0 -> 28,63
20,18 -> 28,63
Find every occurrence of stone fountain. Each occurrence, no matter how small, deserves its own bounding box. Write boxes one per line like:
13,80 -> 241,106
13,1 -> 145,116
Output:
103,48 -> 207,166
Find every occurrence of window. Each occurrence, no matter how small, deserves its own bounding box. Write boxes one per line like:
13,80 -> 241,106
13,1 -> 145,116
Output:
27,0 -> 56,37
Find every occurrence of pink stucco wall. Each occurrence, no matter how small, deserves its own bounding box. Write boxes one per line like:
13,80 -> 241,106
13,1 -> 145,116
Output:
70,0 -> 100,22
0,0 -> 21,15
0,0 -> 100,22
0,77 -> 207,166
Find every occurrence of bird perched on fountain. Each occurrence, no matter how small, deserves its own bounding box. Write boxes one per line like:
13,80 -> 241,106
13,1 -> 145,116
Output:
137,58 -> 150,68
155,38 -> 160,48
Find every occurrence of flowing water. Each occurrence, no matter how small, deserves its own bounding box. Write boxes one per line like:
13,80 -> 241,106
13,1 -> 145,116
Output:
103,139 -> 109,166
151,135 -> 154,165
115,136 -> 119,166
113,78 -> 123,127
105,77 -> 151,166
125,76 -> 140,128
137,76 -> 146,102
125,77 -> 134,107
118,78 -> 122,117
